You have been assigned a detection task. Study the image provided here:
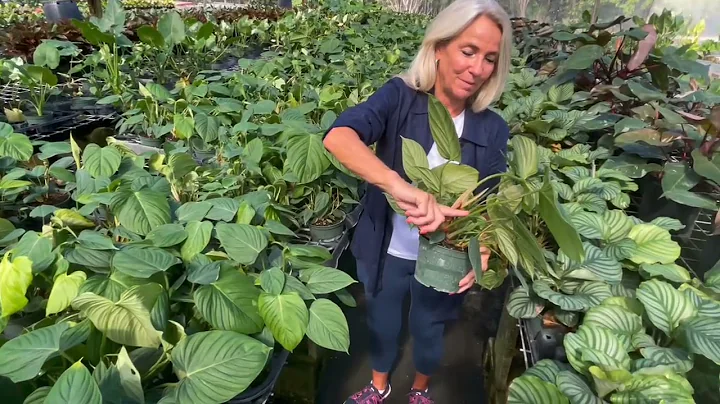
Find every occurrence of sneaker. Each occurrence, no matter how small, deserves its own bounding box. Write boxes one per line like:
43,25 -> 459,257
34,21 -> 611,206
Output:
343,382 -> 392,404
408,388 -> 434,404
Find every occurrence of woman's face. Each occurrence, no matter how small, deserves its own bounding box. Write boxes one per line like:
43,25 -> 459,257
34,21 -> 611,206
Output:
434,14 -> 502,107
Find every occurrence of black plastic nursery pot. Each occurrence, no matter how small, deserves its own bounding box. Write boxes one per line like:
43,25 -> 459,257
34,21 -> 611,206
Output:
522,317 -> 568,364
415,236 -> 471,294
42,0 -> 84,23
226,348 -> 290,404
309,214 -> 346,242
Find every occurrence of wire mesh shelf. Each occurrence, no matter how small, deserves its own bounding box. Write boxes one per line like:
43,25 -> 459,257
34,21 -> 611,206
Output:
0,83 -> 29,104
16,112 -> 120,140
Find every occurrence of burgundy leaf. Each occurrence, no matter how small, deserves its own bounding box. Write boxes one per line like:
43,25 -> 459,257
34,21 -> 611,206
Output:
627,24 -> 658,71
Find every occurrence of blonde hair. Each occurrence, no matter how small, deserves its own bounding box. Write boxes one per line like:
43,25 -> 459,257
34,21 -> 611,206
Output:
398,0 -> 512,113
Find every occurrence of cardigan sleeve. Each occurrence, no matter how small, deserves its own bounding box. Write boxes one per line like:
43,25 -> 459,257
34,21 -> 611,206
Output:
324,78 -> 401,146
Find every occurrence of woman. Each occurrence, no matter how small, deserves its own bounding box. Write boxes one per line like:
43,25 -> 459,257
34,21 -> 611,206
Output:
323,0 -> 512,402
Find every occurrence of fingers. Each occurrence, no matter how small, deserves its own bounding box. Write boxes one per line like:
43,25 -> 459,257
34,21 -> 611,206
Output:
438,205 -> 469,218
454,271 -> 476,294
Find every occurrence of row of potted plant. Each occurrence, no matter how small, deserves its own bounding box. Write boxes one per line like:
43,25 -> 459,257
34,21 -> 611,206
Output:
502,9 -> 720,403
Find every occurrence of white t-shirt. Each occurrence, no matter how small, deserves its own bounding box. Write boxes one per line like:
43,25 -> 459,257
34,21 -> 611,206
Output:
386,110 -> 466,261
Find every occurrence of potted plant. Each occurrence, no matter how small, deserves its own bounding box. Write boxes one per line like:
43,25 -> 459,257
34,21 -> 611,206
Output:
306,186 -> 346,242
14,64 -> 60,126
386,95 -> 585,293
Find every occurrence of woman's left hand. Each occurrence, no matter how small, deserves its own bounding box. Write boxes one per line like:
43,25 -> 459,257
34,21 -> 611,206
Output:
454,246 -> 491,294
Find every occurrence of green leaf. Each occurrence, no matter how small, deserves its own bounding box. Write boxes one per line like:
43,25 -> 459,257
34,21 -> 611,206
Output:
627,224 -> 681,264
260,267 -> 285,295
46,271 -> 87,316
507,286 -> 544,319
194,113 -> 219,143
612,373 -> 695,402
113,247 -> 180,278
33,41 -> 61,69
0,322 -> 69,382
23,387 -> 51,404
508,375 -> 569,404
157,11 -> 185,46
302,266 -> 356,294
169,331 -> 271,403
584,304 -> 643,351
649,217 -> 685,232
181,221 -> 212,262
176,201 -> 212,222
215,223 -> 268,265
564,325 -> 631,376
258,292 -> 308,351
662,190 -> 718,209
636,279 -> 697,335
510,136 -> 539,179
306,298 -> 350,353
72,284 -> 162,348
147,224 -> 187,247
676,316 -> 720,365
264,220 -> 296,237
0,132 -> 33,161
556,370 -> 603,404
205,198 -> 240,222
693,151 -> 720,184
77,230 -> 117,250
286,134 -> 330,184
640,263 -> 691,283
46,361 -> 102,404
525,360 -> 567,383
428,94 -> 461,162
548,83 -> 575,103
11,231 -> 54,273
564,45 -> 604,70
561,242 -> 622,284
193,268 -> 263,334
661,162 -> 700,194
401,137 -> 430,184
0,254 -> 33,317
137,25 -> 164,46
110,189 -> 171,236
432,163 -> 479,195
539,174 -> 584,262
82,144 -> 122,178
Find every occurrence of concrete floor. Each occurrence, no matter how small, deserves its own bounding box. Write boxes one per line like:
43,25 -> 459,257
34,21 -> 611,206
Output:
313,251 -> 509,404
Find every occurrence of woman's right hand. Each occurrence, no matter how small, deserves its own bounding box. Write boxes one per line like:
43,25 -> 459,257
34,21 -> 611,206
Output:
388,179 -> 468,234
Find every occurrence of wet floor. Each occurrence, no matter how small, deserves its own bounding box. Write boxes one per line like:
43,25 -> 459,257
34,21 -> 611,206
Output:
313,250 -> 509,404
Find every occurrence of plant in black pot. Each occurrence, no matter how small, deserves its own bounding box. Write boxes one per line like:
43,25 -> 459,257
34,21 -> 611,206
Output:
303,184 -> 352,243
13,64 -> 60,126
386,95 -> 585,294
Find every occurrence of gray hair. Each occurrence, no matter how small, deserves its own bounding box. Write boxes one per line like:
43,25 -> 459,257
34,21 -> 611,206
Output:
398,0 -> 512,113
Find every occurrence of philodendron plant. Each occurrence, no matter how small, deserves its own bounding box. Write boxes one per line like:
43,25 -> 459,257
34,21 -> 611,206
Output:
385,94 -> 585,293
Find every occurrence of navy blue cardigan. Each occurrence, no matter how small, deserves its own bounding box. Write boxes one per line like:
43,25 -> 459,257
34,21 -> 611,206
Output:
324,77 -> 510,296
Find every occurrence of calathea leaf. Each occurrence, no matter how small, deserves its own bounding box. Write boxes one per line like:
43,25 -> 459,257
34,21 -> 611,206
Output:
508,375 -> 569,404
636,279 -> 697,336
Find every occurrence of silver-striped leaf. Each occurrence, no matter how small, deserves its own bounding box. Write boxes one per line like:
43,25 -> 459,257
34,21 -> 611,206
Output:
508,375 -> 569,404
555,370 -> 604,404
565,325 -> 631,376
560,242 -> 622,284
636,279 -> 697,336
627,224 -> 681,265
584,304 -> 643,352
676,316 -> 720,365
507,286 -> 545,319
